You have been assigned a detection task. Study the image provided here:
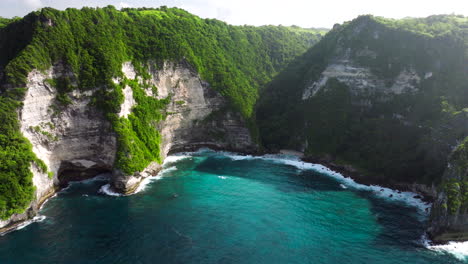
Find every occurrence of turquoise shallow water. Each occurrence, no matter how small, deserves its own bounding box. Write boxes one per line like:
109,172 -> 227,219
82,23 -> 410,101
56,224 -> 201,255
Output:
0,150 -> 466,264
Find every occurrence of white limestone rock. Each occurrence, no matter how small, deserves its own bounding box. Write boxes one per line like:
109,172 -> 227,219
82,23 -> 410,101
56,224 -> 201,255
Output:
118,85 -> 136,118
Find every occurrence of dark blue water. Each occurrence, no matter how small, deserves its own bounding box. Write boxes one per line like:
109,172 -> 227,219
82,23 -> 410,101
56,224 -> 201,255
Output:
0,150 -> 465,264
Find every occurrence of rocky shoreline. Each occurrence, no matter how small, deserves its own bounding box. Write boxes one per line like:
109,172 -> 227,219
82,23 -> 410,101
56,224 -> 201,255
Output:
300,155 -> 437,204
0,186 -> 57,236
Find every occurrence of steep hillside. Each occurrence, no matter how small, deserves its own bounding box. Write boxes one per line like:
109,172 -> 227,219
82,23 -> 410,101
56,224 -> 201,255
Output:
257,14 -> 468,242
430,137 -> 468,242
0,6 -> 321,226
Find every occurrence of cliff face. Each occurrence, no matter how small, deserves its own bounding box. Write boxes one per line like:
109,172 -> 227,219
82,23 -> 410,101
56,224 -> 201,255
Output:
21,64 -> 117,183
0,63 -> 117,229
151,61 -> 255,156
429,137 -> 468,242
111,61 -> 255,194
301,51 -> 421,101
0,60 -> 256,229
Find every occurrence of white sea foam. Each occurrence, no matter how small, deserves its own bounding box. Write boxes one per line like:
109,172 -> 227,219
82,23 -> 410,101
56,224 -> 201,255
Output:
420,234 -> 468,260
220,152 -> 253,161
58,185 -> 71,193
6,215 -> 47,234
429,241 -> 468,260
39,193 -> 57,210
171,149 -> 432,214
132,165 -> 180,194
59,174 -> 110,194
164,166 -> 178,173
215,150 -> 468,258
219,151 -> 432,215
130,155 -> 190,194
133,175 -> 163,194
99,184 -> 123,197
100,166 -> 177,197
218,176 -> 227,179
164,155 -> 190,164
99,155 -> 188,197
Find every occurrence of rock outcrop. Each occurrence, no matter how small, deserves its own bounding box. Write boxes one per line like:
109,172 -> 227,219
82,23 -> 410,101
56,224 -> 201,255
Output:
429,137 -> 468,243
152,61 -> 255,156
302,50 -> 421,101
0,63 -> 117,229
111,61 -> 256,193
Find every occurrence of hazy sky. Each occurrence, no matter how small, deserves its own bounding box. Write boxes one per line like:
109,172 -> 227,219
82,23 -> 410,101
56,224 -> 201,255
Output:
1,0 -> 467,28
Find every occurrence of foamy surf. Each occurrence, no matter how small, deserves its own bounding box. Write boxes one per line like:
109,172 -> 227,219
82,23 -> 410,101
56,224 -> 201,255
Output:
429,241 -> 468,260
99,184 -> 123,196
132,165 -> 179,194
130,155 -> 189,194
39,194 -> 57,210
218,151 -> 432,215
164,166 -> 178,173
59,174 -> 109,194
1,215 -> 48,235
164,155 -> 190,164
421,234 -> 468,260
279,158 -> 431,215
133,175 -> 163,194
100,166 -> 178,197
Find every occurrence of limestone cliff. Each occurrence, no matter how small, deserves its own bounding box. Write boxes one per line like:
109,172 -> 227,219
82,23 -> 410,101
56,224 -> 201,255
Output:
0,63 -> 117,230
0,60 -> 255,229
111,61 -> 255,194
301,51 -> 421,101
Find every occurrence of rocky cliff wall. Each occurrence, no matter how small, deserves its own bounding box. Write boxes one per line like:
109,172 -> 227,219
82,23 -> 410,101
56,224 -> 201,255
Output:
151,61 -> 255,156
0,63 -> 117,229
301,53 -> 422,101
1,60 -> 256,229
429,137 -> 468,243
111,61 -> 256,193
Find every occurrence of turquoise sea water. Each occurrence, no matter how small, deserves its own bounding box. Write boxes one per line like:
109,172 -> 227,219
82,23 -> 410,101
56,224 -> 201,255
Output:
0,150 -> 466,264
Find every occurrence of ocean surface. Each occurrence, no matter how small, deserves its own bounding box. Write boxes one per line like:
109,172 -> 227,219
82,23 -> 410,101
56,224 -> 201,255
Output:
0,149 -> 467,264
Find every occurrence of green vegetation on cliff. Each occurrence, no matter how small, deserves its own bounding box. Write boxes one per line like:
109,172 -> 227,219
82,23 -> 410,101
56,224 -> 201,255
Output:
112,78 -> 170,175
258,14 -> 468,184
0,93 -> 47,219
0,6 -> 321,219
442,137 -> 468,214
